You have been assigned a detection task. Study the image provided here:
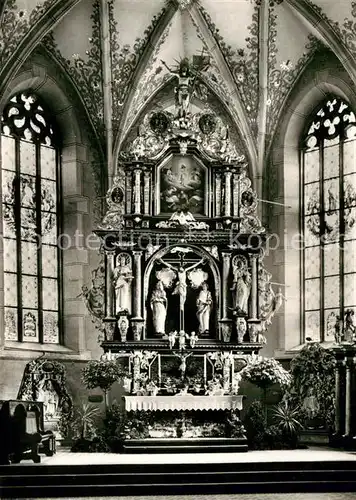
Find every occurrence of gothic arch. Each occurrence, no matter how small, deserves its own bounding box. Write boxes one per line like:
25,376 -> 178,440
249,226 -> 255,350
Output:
0,56 -> 100,358
265,60 -> 356,353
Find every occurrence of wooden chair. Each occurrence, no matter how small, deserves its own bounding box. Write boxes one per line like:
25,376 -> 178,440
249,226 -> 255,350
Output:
0,400 -> 56,464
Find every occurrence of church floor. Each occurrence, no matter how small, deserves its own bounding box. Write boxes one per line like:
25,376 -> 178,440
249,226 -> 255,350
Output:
2,494 -> 356,500
33,446 -> 356,465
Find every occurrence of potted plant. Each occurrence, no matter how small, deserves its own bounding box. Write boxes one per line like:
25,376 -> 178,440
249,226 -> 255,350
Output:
272,400 -> 303,449
287,343 -> 336,431
242,356 -> 291,421
82,359 -> 124,411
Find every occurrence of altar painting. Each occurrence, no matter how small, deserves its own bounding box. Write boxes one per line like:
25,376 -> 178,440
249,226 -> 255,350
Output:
158,155 -> 206,215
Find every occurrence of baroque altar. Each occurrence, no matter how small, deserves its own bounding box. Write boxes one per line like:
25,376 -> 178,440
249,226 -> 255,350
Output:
91,58 -> 283,450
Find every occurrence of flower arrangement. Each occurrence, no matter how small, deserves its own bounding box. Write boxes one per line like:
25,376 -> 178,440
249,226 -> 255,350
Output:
241,356 -> 291,390
81,359 -> 124,391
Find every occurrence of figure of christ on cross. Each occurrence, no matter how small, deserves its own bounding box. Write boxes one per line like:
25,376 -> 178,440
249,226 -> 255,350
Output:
158,253 -> 206,332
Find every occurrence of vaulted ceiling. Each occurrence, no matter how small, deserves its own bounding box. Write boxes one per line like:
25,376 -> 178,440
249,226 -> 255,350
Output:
0,0 -> 355,186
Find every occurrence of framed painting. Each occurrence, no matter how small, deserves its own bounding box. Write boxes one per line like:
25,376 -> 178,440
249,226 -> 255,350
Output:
156,155 -> 208,215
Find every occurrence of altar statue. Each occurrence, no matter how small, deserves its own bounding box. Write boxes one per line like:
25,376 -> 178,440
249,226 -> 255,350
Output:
161,58 -> 193,119
36,378 -> 58,418
196,282 -> 212,334
113,254 -> 133,314
159,257 -> 206,311
344,309 -> 355,343
231,264 -> 251,315
189,331 -> 198,348
150,280 -> 167,335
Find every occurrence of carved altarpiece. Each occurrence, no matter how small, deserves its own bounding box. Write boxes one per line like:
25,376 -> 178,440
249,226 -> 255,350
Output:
88,65 -> 282,445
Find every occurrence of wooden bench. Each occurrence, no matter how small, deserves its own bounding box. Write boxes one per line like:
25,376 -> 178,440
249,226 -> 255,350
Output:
0,400 -> 56,464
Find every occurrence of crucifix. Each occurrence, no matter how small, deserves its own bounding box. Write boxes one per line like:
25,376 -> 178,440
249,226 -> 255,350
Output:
159,252 -> 205,332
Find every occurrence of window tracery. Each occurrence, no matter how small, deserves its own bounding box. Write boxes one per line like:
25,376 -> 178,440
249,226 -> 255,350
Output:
301,97 -> 356,342
1,92 -> 61,344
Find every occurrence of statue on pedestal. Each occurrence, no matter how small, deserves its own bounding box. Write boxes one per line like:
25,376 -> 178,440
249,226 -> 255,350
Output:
235,317 -> 247,343
150,280 -> 167,335
113,253 -> 133,314
196,282 -> 212,335
231,260 -> 251,315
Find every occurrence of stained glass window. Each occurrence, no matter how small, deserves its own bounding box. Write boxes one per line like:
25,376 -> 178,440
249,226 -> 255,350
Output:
302,97 -> 356,342
1,92 -> 61,344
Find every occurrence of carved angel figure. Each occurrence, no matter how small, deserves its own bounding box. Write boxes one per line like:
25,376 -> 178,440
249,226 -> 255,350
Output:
189,331 -> 199,348
163,330 -> 178,350
178,330 -> 188,350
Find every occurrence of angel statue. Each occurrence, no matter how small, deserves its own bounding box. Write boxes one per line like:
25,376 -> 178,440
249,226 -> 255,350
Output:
150,280 -> 167,335
163,330 -> 178,350
196,282 -> 212,335
260,286 -> 286,331
178,330 -> 189,350
189,331 -> 199,348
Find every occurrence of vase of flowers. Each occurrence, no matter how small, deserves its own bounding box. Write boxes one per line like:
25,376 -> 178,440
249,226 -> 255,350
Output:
242,356 -> 291,421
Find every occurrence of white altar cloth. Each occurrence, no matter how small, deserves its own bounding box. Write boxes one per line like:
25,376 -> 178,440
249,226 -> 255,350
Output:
123,395 -> 244,412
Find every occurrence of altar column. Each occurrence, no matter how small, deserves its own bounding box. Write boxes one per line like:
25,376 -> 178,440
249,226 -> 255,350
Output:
143,170 -> 150,215
133,167 -> 142,214
105,251 -> 116,319
222,252 -> 231,320
334,359 -> 343,435
344,358 -> 352,438
215,172 -> 222,217
233,172 -> 239,219
250,254 -> 258,320
224,171 -> 232,217
132,251 -> 143,319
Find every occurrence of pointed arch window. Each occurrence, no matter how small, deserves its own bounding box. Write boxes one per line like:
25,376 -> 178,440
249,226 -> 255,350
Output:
1,92 -> 62,344
301,97 -> 356,342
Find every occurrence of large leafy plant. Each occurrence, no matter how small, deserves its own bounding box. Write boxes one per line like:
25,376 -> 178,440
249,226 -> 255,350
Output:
82,359 -> 124,410
272,401 -> 303,447
242,356 -> 291,390
286,343 -> 336,429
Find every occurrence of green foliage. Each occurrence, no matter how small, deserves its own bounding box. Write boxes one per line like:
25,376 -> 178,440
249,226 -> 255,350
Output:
98,403 -> 127,452
245,399 -> 303,450
81,359 -> 124,392
286,343 -> 336,429
242,356 -> 291,390
59,403 -> 100,443
244,401 -> 267,448
272,401 -> 303,438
